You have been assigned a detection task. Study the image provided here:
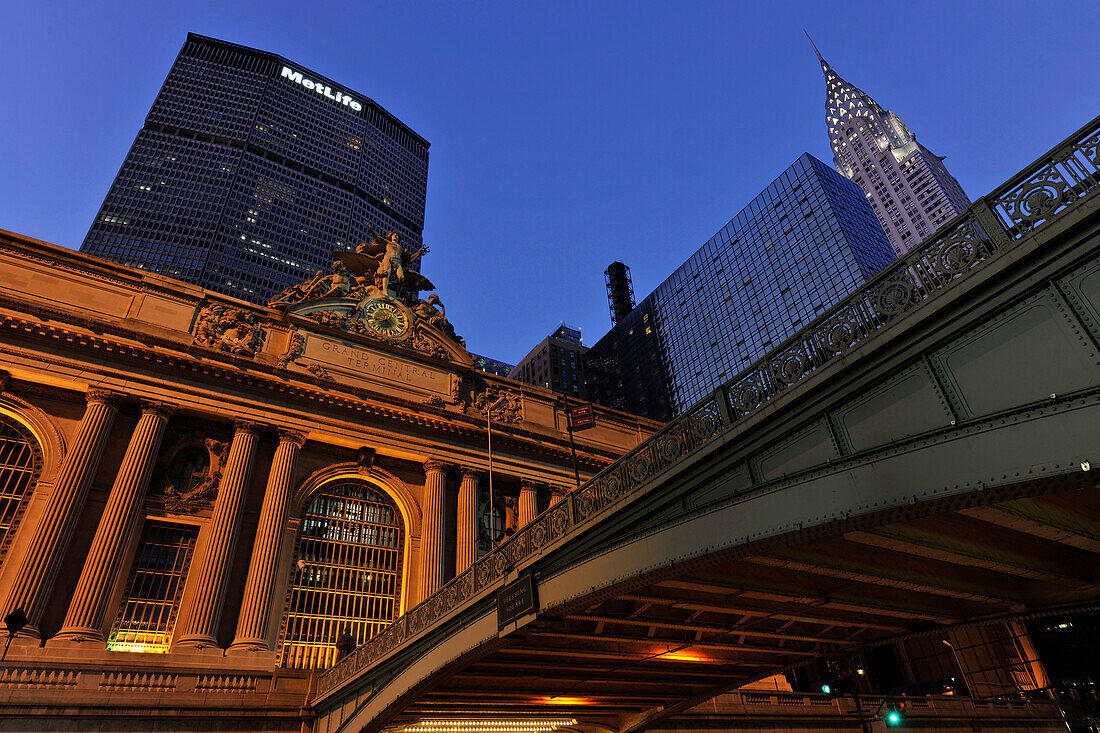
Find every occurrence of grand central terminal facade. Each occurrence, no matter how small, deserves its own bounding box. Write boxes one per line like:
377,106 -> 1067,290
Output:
0,227 -> 659,731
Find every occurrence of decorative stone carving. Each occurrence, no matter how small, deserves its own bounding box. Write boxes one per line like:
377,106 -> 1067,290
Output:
305,363 -> 334,381
140,401 -> 176,421
356,447 -> 375,472
86,389 -> 125,411
410,332 -> 448,359
277,428 -> 307,448
158,436 -> 230,514
411,294 -> 463,347
193,305 -> 265,357
449,374 -> 467,410
421,395 -> 444,408
267,231 -> 467,356
473,388 -> 523,423
279,332 -> 306,369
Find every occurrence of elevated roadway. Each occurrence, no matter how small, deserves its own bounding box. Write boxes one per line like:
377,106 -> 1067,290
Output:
313,115 -> 1100,733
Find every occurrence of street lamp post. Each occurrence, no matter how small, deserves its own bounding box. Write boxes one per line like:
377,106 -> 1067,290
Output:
942,639 -> 975,697
562,395 -> 582,490
485,395 -> 508,549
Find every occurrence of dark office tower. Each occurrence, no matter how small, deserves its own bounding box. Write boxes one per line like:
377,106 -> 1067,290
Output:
605,261 -> 635,325
81,34 -> 429,305
510,324 -> 588,398
586,153 -> 896,422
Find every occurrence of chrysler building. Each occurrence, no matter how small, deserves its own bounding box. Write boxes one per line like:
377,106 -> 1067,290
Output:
812,37 -> 971,255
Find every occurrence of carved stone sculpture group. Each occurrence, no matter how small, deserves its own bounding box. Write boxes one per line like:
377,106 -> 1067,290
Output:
267,226 -> 463,349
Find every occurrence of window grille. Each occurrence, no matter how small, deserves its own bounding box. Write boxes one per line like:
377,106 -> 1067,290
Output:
280,481 -> 404,669
107,520 -> 198,653
0,414 -> 43,568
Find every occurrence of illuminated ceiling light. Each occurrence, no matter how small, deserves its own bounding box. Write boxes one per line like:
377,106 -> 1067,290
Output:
655,648 -> 713,663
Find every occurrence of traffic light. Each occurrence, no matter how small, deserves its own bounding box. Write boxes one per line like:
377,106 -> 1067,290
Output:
817,659 -> 851,699
884,700 -> 906,727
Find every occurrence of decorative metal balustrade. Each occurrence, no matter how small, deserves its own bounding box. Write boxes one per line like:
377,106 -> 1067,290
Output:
318,114 -> 1100,697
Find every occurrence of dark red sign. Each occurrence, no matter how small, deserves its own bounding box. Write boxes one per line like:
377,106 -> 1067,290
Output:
570,403 -> 596,430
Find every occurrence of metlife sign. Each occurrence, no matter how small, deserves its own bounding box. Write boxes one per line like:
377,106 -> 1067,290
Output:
280,66 -> 363,112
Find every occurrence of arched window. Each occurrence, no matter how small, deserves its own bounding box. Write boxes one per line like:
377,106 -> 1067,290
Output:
0,413 -> 43,567
279,481 -> 405,669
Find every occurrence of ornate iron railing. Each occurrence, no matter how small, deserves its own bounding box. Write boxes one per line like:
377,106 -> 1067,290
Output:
318,113 -> 1100,696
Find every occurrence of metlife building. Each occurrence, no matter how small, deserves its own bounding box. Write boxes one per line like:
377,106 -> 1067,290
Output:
81,34 -> 429,305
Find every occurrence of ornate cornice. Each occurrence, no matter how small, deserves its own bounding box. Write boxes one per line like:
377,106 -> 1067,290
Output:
0,316 -> 621,470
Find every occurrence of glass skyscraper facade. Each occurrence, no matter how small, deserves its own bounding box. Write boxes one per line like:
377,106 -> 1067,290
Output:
81,34 -> 429,305
586,153 -> 896,422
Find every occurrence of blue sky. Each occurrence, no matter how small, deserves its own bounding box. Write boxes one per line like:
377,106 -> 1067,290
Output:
1,1 -> 1097,364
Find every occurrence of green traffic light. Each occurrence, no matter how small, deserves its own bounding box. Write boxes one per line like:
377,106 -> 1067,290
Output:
886,711 -> 902,726
821,683 -> 832,695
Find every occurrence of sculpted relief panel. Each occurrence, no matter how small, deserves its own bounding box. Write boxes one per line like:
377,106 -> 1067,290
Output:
192,305 -> 266,357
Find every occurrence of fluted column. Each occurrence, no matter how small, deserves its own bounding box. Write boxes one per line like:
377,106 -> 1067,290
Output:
2,389 -> 122,636
549,485 -> 568,506
56,401 -> 175,643
418,460 -> 450,603
455,467 -> 480,574
230,429 -> 306,652
175,420 -> 261,649
518,479 -> 539,529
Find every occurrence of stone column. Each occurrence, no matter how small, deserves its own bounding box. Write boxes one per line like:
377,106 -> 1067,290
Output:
175,420 -> 261,650
455,467 -> 480,575
55,401 -> 175,643
229,429 -> 306,652
418,460 -> 450,603
517,479 -> 539,529
549,485 -> 568,506
2,389 -> 122,636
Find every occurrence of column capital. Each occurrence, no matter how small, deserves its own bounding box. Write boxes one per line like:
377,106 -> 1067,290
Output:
423,459 -> 453,475
234,419 -> 265,436
276,428 -> 307,447
518,478 -> 540,492
458,465 -> 481,480
86,389 -> 124,410
140,401 -> 177,420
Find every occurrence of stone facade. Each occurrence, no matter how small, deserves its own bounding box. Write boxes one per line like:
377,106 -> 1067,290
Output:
0,228 -> 659,731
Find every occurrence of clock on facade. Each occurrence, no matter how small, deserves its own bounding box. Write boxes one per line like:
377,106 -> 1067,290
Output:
361,298 -> 410,338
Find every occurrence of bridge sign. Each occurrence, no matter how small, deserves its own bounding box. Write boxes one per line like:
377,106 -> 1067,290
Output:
497,573 -> 538,630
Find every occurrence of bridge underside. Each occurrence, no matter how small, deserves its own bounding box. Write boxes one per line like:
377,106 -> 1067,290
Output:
399,477 -> 1099,730
317,116 -> 1100,733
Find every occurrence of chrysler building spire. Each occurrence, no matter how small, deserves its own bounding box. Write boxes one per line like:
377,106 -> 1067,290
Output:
810,38 -> 971,255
